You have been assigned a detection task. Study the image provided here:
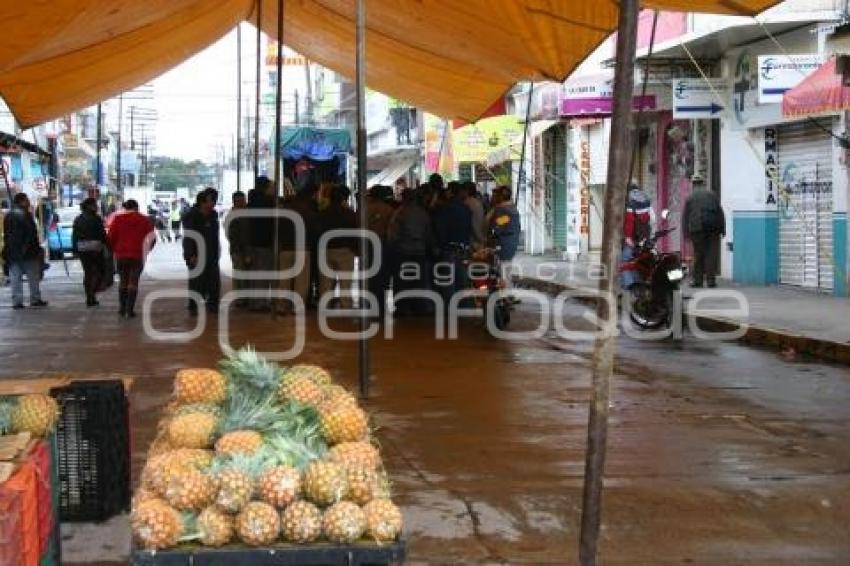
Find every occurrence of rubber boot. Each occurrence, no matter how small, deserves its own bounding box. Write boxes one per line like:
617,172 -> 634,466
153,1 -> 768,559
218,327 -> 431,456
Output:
127,290 -> 138,318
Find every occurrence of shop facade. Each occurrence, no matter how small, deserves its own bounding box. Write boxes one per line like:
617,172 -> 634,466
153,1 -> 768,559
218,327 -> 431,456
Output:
720,22 -> 848,296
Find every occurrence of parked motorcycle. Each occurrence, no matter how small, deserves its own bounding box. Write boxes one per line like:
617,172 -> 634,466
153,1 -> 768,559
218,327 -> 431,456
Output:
468,243 -> 512,333
621,211 -> 685,330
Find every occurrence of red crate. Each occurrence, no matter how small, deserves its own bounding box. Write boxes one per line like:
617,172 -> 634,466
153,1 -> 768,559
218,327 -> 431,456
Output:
5,462 -> 39,566
29,441 -> 53,556
0,487 -> 22,566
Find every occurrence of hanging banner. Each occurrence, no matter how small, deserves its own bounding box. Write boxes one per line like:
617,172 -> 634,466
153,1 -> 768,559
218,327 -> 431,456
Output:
452,115 -> 523,163
758,54 -> 822,104
423,113 -> 454,177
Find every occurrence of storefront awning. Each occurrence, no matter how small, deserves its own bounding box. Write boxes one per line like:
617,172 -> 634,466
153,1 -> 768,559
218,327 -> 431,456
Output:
0,1 -> 778,128
782,57 -> 848,118
368,153 -> 417,187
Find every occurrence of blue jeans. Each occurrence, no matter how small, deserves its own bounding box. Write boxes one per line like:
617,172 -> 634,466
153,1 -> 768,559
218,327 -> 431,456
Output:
621,244 -> 639,289
9,259 -> 42,306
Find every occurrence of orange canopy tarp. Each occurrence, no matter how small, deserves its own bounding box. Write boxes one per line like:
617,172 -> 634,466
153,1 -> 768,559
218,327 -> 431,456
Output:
782,57 -> 850,118
1,1 -> 778,127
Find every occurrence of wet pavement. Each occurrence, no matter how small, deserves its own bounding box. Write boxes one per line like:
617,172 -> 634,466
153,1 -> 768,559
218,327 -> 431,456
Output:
1,243 -> 849,564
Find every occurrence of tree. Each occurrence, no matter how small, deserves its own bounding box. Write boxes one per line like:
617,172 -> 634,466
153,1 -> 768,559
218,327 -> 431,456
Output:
149,156 -> 216,192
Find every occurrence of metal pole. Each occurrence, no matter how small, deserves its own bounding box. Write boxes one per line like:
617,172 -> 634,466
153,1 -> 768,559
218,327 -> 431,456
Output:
254,0 -> 263,181
95,102 -> 103,192
237,24 -> 243,193
629,9 -> 658,183
577,0 -> 639,564
117,94 -> 123,198
271,0 -> 284,320
355,0 -> 370,398
516,81 -> 534,204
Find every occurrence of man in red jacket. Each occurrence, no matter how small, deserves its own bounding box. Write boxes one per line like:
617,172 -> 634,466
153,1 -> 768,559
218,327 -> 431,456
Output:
107,199 -> 154,318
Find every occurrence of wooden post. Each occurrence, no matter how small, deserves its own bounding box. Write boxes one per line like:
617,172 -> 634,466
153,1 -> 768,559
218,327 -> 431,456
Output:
254,0 -> 263,181
577,0 -> 640,564
271,0 -> 284,320
355,0 -> 370,398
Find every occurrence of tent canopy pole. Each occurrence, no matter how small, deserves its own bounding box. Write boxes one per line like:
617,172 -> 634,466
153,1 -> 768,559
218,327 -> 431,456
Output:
516,81 -> 534,204
356,0 -> 370,399
578,0 -> 640,563
271,0 -> 284,320
253,0 -> 262,181
236,23 -> 242,193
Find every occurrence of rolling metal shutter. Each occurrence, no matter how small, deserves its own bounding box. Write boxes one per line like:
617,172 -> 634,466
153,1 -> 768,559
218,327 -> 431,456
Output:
777,119 -> 834,291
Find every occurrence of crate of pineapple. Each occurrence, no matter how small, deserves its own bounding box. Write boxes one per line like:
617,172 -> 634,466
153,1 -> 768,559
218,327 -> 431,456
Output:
131,348 -> 405,564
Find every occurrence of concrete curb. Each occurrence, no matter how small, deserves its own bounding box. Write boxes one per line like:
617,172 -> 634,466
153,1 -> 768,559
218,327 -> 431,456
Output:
515,276 -> 850,366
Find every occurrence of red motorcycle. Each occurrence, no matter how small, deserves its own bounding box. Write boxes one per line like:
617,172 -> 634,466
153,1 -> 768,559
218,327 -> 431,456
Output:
620,215 -> 685,330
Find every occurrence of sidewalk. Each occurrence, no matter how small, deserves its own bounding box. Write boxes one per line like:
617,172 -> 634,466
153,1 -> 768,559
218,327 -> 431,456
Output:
513,253 -> 850,364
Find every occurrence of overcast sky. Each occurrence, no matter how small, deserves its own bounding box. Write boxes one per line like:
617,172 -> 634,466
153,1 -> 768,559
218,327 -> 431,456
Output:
153,28 -> 253,163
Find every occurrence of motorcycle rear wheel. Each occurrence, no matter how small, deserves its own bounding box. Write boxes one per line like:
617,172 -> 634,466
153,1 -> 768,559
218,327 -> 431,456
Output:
627,282 -> 671,330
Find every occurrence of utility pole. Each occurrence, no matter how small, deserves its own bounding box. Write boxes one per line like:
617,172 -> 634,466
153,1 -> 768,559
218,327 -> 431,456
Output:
130,106 -> 135,149
117,94 -> 124,197
295,90 -> 300,125
304,58 -> 314,126
578,0 -> 640,564
95,103 -> 103,190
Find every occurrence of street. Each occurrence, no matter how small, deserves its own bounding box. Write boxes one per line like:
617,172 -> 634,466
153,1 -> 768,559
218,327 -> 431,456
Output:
2,244 -> 849,564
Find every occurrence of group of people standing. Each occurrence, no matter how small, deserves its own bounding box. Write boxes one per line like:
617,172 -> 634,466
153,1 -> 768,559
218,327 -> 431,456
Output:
225,173 -> 521,318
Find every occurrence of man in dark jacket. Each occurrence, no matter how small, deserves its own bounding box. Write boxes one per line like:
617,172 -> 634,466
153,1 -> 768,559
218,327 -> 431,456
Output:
182,189 -> 221,314
2,193 -> 47,309
317,185 -> 358,309
682,176 -> 725,288
432,183 -> 472,304
247,176 -> 276,311
388,188 -> 434,316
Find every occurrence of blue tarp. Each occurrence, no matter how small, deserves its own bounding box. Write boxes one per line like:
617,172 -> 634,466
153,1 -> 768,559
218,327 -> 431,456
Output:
280,127 -> 351,161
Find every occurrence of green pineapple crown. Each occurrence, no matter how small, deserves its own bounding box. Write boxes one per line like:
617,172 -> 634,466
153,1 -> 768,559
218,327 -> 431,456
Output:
218,391 -> 285,436
261,431 -> 327,470
219,346 -> 283,400
0,397 -> 16,435
210,450 -> 268,479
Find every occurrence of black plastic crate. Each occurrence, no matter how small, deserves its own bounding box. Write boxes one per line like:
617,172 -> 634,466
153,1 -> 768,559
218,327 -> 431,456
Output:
131,540 -> 407,566
50,380 -> 130,521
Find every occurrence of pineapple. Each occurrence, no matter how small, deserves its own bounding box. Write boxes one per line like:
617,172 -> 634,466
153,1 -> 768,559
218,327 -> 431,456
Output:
147,433 -> 173,458
132,488 -> 160,509
174,368 -> 227,405
236,501 -> 281,546
142,449 -> 214,496
303,460 -> 348,506
285,364 -> 333,386
164,466 -> 217,511
280,501 -> 323,543
131,498 -> 184,550
327,441 -> 381,470
219,347 -> 283,401
319,385 -> 358,413
277,374 -> 325,407
344,465 -> 379,506
211,454 -> 264,513
196,505 -> 235,547
215,430 -> 263,455
322,501 -> 366,543
167,412 -> 217,449
10,394 -> 59,436
320,403 -> 368,445
258,465 -> 301,508
216,393 -> 286,455
363,499 -> 403,542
